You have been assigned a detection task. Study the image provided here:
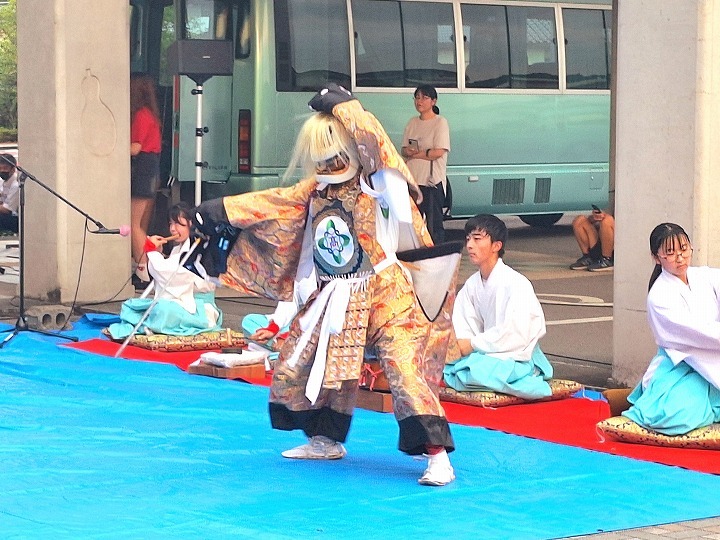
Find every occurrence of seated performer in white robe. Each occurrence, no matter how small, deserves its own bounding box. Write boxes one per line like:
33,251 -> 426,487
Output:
109,203 -> 221,339
623,222 -> 720,435
443,214 -> 553,399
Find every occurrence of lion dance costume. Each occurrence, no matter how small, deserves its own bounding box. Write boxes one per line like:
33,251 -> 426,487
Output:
193,84 -> 463,485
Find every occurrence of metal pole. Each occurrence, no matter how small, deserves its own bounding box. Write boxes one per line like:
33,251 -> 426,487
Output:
193,84 -> 204,206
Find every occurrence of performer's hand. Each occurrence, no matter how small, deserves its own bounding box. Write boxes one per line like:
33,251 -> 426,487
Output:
308,83 -> 356,114
250,328 -> 276,343
147,235 -> 166,248
192,198 -> 230,239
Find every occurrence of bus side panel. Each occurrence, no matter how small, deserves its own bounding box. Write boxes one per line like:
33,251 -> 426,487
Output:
214,0 -> 611,220
206,0 -> 315,198
176,75 -> 234,183
331,91 -> 611,218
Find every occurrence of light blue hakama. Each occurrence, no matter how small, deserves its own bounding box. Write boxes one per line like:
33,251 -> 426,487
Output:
108,291 -> 222,339
623,348 -> 720,435
443,345 -> 553,400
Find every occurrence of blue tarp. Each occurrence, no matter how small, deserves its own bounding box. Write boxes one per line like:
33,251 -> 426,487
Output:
1,319 -> 720,539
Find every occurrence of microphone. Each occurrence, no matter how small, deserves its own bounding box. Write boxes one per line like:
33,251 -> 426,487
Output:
92,225 -> 131,236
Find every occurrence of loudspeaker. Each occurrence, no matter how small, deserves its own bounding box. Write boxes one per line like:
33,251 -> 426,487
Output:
167,40 -> 234,84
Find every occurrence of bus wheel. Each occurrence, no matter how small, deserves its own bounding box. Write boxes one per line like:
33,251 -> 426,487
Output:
519,213 -> 563,227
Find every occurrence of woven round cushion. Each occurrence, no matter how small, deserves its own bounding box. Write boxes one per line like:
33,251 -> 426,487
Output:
439,378 -> 583,408
597,416 -> 720,449
103,328 -> 247,352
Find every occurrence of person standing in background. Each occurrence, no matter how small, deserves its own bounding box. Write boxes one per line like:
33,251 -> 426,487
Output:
130,74 -> 162,288
0,153 -> 19,233
401,85 -> 450,244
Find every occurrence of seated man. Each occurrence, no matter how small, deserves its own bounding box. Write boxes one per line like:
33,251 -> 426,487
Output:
443,214 -> 553,399
569,205 -> 615,272
0,153 -> 19,233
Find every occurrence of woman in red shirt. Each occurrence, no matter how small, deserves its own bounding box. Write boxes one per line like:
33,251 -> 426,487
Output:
130,74 -> 162,285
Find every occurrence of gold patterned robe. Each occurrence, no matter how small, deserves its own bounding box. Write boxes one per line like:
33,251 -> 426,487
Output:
215,100 -> 458,455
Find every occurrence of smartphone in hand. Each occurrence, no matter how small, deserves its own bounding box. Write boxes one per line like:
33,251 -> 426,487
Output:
591,204 -> 602,214
408,139 -> 419,152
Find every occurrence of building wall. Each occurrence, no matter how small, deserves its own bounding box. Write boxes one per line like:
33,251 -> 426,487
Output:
612,0 -> 720,386
17,0 -> 132,302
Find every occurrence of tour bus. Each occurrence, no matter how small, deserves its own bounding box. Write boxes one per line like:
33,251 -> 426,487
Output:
131,0 -> 612,226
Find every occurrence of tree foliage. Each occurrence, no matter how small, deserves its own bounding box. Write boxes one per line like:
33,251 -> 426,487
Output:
0,0 -> 17,133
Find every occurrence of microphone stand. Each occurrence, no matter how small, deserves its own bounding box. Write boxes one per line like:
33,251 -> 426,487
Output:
0,155 -> 114,347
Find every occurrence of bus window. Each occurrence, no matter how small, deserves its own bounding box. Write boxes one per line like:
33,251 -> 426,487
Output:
508,6 -> 558,89
130,3 -> 143,71
563,8 -> 611,90
462,4 -> 557,90
274,0 -> 351,92
182,0 -> 232,40
158,3 -> 177,87
236,0 -> 250,59
462,4 -> 510,88
351,0 -> 456,88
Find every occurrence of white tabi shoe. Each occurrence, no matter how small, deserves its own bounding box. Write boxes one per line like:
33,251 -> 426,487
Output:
281,435 -> 347,460
418,449 -> 455,486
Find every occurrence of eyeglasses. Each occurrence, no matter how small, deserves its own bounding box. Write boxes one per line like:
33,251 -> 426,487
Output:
657,246 -> 693,261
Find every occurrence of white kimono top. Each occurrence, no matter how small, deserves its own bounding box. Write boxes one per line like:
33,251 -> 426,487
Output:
644,266 -> 720,390
452,259 -> 546,361
147,239 -> 215,315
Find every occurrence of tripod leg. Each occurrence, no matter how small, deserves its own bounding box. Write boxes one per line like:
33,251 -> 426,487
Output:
0,315 -> 78,348
0,327 -> 19,348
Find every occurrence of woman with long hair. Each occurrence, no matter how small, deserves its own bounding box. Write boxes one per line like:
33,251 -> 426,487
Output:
130,74 -> 162,286
622,222 -> 720,435
108,203 -> 221,338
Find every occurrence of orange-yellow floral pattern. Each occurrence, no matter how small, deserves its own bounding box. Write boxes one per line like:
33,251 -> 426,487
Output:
218,96 -> 458,451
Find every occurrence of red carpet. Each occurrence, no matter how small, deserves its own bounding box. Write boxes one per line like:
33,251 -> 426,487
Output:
66,338 -> 720,474
65,338 -> 206,370
64,338 -> 275,384
443,397 -> 720,475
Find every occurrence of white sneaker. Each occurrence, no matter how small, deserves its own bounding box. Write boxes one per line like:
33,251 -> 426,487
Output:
281,436 -> 347,460
418,450 -> 455,486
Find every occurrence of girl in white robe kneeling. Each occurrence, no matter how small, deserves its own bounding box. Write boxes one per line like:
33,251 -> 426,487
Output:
443,214 -> 553,400
109,203 -> 222,339
623,222 -> 720,435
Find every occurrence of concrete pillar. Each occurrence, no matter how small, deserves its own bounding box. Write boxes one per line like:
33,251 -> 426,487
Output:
613,1 -> 720,386
16,0 -> 133,303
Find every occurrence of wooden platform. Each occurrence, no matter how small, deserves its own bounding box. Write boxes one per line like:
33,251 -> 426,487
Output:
356,388 -> 393,413
187,361 -> 266,381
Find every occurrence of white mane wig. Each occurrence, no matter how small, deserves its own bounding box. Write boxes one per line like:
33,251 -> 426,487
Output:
283,113 -> 359,183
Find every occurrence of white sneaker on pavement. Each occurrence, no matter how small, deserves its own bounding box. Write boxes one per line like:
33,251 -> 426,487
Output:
281,435 -> 347,460
418,449 -> 455,486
